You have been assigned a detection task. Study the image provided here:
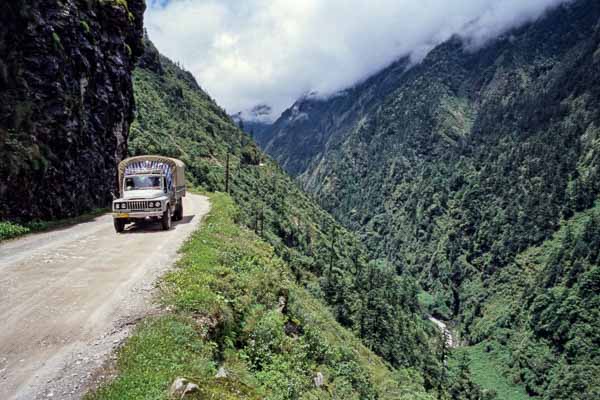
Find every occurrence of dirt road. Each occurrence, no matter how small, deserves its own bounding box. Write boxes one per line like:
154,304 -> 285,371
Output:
0,194 -> 210,400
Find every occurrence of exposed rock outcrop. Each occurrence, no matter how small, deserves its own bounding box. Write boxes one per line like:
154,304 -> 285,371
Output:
0,0 -> 145,220
169,377 -> 199,398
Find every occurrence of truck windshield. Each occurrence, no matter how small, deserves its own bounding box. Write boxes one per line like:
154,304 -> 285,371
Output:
124,176 -> 162,191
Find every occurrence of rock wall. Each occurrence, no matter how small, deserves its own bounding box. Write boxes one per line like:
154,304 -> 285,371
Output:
0,0 -> 145,220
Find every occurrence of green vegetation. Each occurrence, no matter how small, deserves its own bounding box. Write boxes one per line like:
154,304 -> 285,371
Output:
51,31 -> 62,50
80,20 -> 90,34
450,344 -> 532,400
87,194 -> 433,399
468,203 -> 600,399
257,2 -> 600,399
130,36 -> 445,394
446,352 -> 498,400
0,221 -> 29,241
99,0 -> 135,22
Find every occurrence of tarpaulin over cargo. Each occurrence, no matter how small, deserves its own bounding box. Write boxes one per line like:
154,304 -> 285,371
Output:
118,156 -> 185,194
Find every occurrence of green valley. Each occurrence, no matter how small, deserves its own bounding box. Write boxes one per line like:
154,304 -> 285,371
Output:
256,1 -> 600,399
85,37 -> 482,399
2,1 -> 599,399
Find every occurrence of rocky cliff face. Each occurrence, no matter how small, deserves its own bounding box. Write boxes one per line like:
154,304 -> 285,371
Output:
0,0 -> 145,220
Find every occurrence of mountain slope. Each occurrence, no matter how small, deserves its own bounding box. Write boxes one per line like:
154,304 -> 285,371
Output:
255,58 -> 410,177
89,194 -> 436,400
257,1 -> 600,398
122,38 -> 454,399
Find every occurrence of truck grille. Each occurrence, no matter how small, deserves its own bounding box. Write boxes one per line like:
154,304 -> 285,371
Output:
126,200 -> 149,211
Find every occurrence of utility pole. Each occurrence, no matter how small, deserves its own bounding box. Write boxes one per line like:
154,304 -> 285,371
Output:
225,152 -> 230,193
259,206 -> 264,237
329,226 -> 336,273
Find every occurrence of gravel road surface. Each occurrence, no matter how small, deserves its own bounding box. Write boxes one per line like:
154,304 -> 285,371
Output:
0,194 -> 210,400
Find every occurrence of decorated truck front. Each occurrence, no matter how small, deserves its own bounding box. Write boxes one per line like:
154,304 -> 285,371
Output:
112,156 -> 186,233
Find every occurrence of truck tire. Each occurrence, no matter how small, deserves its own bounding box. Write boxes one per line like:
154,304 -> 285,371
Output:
174,201 -> 183,221
114,219 -> 126,233
161,208 -> 172,230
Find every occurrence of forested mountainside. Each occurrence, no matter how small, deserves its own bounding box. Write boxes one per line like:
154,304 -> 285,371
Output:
129,38 -> 445,399
257,0 -> 600,398
254,58 -> 410,176
0,0 -> 145,220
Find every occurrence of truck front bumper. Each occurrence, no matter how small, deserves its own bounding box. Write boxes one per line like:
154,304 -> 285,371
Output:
113,211 -> 163,219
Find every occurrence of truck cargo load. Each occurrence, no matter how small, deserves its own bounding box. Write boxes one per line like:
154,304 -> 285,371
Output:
117,155 -> 185,196
112,155 -> 186,233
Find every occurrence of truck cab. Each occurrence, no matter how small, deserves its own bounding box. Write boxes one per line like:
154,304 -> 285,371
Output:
113,156 -> 186,233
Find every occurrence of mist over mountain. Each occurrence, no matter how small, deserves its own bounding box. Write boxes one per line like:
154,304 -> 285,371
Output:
145,0 -> 571,120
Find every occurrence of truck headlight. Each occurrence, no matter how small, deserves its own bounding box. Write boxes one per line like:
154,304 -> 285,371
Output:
115,204 -> 120,209
155,201 -> 161,208
148,202 -> 154,208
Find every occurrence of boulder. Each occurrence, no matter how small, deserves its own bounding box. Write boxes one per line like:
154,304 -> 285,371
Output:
169,377 -> 199,398
215,366 -> 228,379
314,371 -> 324,388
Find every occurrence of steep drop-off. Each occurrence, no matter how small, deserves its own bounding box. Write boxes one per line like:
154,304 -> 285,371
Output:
258,1 -> 600,398
0,0 -> 145,220
125,38 -> 469,398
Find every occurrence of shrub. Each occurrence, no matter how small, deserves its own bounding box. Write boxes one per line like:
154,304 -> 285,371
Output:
0,221 -> 30,241
80,20 -> 90,34
51,32 -> 62,49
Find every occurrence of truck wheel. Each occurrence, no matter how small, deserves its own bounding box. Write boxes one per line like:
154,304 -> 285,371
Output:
161,208 -> 172,230
114,219 -> 126,233
174,201 -> 183,221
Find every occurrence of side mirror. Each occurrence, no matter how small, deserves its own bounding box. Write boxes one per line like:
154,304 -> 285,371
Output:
111,192 -> 117,200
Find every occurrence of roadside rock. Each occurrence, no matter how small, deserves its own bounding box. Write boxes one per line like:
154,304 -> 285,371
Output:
0,0 -> 145,221
215,366 -> 228,379
314,372 -> 324,388
185,383 -> 199,395
169,377 -> 199,398
277,295 -> 286,313
169,378 -> 188,397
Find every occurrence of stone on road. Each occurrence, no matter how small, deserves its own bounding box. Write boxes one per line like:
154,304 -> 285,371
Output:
0,194 -> 210,400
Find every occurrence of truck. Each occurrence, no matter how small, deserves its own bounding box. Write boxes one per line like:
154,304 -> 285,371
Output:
112,155 -> 186,233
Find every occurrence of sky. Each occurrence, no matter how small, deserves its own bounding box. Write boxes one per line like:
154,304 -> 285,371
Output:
145,0 -> 571,121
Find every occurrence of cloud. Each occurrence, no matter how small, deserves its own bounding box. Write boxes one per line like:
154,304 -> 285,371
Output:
146,0 -> 571,120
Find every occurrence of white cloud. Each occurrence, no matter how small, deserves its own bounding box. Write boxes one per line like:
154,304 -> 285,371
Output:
146,0 -> 571,120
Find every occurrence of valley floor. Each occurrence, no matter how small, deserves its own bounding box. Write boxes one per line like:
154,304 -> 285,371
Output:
451,343 -> 534,400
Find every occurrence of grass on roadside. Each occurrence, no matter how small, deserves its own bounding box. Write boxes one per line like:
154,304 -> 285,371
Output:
0,221 -> 30,241
86,193 -> 433,400
0,208 -> 108,242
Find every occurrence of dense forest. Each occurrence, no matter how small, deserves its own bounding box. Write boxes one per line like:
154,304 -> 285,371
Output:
128,38 -> 495,399
256,1 -> 600,399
